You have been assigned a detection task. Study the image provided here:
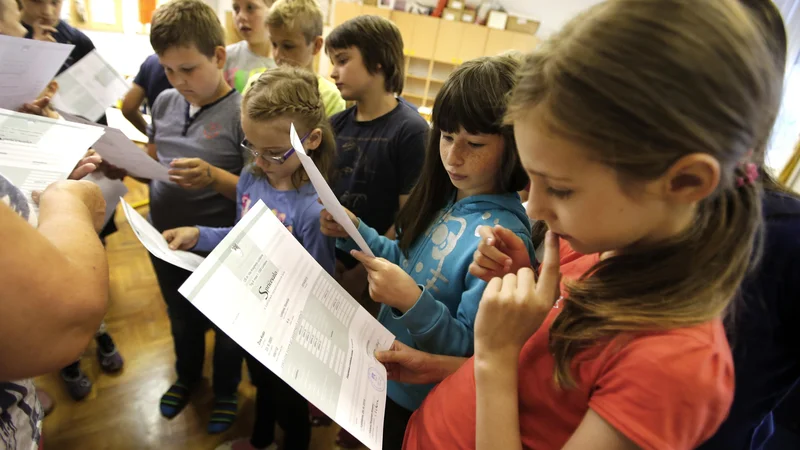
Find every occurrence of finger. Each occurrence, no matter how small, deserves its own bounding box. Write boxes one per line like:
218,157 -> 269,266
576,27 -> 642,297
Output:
499,272 -> 517,301
535,231 -> 561,299
68,162 -> 98,180
483,276 -> 503,297
21,103 -> 43,115
494,225 -> 527,252
516,267 -> 537,300
468,262 -> 494,282
350,250 -> 380,270
41,25 -> 57,33
473,246 -> 508,272
31,191 -> 41,205
374,350 -> 403,364
477,226 -> 497,247
169,158 -> 198,169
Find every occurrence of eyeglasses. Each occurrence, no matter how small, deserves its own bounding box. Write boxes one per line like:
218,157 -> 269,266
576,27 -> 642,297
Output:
241,131 -> 310,165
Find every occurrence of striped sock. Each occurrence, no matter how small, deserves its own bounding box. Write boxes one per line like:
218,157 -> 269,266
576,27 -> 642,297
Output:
207,394 -> 238,434
160,381 -> 191,419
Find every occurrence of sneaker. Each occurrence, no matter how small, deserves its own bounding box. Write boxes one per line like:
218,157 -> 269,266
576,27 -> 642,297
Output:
60,366 -> 92,401
214,438 -> 277,450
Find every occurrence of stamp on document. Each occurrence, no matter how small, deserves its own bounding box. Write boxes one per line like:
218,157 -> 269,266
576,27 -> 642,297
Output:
368,367 -> 385,392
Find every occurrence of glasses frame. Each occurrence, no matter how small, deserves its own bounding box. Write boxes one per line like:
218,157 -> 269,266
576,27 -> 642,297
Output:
241,131 -> 311,165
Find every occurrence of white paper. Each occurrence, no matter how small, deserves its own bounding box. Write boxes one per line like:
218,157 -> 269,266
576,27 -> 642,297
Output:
83,172 -> 127,226
0,35 -> 73,111
0,108 -> 105,208
105,107 -> 149,143
51,50 -> 130,122
58,109 -> 171,182
179,200 -> 394,450
290,123 -> 374,256
120,198 -> 205,272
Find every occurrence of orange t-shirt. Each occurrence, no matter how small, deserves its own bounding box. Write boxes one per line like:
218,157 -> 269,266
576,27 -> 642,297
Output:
403,242 -> 734,450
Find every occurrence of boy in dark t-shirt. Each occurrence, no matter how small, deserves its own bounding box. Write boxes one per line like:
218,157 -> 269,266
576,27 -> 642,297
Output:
19,0 -> 94,74
122,53 -> 172,135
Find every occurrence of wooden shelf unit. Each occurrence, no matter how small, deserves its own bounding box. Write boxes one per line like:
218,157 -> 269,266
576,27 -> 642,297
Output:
332,1 -> 539,108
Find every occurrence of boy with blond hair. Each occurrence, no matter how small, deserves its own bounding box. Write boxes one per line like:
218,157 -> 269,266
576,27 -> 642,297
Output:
147,0 -> 245,434
244,0 -> 345,117
225,0 -> 277,92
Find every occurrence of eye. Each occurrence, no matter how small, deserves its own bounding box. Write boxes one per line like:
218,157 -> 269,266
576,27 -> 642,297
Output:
441,134 -> 454,143
181,67 -> 195,74
467,141 -> 485,149
547,187 -> 573,199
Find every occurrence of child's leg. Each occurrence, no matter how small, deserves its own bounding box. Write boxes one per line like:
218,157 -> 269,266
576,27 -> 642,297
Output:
150,255 -> 207,417
207,330 -> 244,434
382,397 -> 413,450
94,321 -> 124,372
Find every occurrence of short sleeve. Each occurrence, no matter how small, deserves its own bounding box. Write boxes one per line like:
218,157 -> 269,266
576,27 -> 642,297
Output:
588,327 -> 734,450
147,94 -> 165,142
395,125 -> 427,195
133,57 -> 151,88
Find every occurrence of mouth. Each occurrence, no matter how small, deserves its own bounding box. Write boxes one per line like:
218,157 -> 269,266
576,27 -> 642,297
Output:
335,83 -> 344,89
447,171 -> 467,181
238,26 -> 252,33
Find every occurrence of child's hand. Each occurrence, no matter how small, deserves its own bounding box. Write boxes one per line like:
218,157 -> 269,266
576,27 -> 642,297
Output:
474,232 -> 561,363
169,158 -> 215,189
32,19 -> 57,42
469,225 -> 533,282
319,205 -> 358,238
162,227 -> 200,250
98,160 -> 128,180
350,249 -> 421,312
68,150 -> 102,180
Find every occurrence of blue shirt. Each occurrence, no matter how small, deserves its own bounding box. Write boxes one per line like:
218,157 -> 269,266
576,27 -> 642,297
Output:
194,169 -> 335,276
700,190 -> 800,450
23,20 -> 94,75
133,54 -> 171,112
338,192 -> 535,411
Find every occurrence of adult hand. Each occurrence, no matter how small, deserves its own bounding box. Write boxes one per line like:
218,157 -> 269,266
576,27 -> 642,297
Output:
375,340 -> 466,385
33,180 -> 106,232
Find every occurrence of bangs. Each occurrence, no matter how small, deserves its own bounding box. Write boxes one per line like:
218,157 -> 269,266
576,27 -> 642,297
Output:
432,56 -> 518,135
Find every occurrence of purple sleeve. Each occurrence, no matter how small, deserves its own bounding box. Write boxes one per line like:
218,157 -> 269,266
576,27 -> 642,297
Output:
193,226 -> 233,252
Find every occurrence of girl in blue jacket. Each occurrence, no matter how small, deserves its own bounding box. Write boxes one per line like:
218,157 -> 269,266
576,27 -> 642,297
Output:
320,55 -> 535,449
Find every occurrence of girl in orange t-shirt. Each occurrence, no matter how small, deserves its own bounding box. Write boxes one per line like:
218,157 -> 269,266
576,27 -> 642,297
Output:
375,0 -> 783,449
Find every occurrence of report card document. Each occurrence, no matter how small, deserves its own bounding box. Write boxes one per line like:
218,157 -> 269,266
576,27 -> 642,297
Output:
179,200 -> 395,450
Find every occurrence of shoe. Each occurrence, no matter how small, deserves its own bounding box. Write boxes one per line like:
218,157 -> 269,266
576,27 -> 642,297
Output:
60,367 -> 92,401
214,438 -> 277,450
96,346 -> 124,373
160,381 -> 191,418
207,394 -> 238,434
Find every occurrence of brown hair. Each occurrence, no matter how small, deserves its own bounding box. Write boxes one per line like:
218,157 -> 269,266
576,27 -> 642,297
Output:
266,0 -> 323,44
507,0 -> 781,388
243,66 -> 336,188
150,0 -> 225,58
396,55 -> 526,254
324,15 -> 405,95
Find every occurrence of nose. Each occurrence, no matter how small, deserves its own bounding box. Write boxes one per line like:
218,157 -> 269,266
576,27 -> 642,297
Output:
330,66 -> 339,80
443,141 -> 464,167
526,181 -> 552,222
43,4 -> 56,21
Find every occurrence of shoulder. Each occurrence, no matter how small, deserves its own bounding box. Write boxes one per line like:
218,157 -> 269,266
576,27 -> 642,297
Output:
330,106 -> 356,130
58,21 -> 94,48
393,100 -> 429,132
151,88 -> 182,115
588,321 -> 734,448
296,188 -> 324,230
225,41 -> 245,56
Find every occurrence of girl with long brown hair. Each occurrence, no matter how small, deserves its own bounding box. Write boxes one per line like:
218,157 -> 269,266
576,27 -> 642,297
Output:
396,0 -> 782,448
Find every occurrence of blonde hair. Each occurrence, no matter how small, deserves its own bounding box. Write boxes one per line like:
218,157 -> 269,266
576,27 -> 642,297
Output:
150,0 -> 224,57
266,0 -> 323,44
508,0 -> 781,388
242,66 -> 336,188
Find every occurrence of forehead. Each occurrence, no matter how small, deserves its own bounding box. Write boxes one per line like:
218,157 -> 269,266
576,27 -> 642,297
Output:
513,110 -> 592,176
158,45 -> 209,65
268,24 -> 305,40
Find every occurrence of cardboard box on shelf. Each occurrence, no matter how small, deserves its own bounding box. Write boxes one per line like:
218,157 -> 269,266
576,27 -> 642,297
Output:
486,10 -> 508,30
442,7 -> 463,21
363,0 -> 378,6
447,0 -> 465,9
505,16 -> 540,35
461,10 -> 475,23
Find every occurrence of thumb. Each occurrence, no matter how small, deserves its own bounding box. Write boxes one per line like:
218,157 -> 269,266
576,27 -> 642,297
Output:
31,190 -> 41,205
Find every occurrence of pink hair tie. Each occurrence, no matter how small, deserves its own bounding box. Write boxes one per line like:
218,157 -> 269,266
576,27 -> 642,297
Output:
736,162 -> 759,187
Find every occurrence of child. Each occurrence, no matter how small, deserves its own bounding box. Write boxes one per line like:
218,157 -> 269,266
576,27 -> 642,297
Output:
321,55 -> 535,449
19,0 -> 94,74
121,53 -> 172,135
163,66 -> 337,450
147,0 -> 246,434
402,0 -> 782,449
225,0 -> 277,93
322,15 -> 429,445
243,0 -> 345,117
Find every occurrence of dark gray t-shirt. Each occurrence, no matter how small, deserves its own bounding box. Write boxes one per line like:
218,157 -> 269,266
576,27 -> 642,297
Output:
147,88 -> 245,231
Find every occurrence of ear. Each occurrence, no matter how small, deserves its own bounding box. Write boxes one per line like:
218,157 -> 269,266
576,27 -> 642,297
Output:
312,36 -> 323,56
214,46 -> 227,69
304,127 -> 323,152
660,153 -> 720,204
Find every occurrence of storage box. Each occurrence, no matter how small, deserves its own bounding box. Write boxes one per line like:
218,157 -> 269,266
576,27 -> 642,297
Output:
486,10 -> 508,30
461,10 -> 475,23
363,0 -> 378,5
505,16 -> 540,35
442,7 -> 463,21
447,0 -> 464,9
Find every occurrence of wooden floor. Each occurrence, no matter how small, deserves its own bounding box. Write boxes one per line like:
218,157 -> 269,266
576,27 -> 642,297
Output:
34,178 -> 353,450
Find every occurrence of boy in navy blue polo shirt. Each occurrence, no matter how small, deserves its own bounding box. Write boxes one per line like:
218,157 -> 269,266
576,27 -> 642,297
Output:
122,53 -> 172,135
19,0 -> 94,74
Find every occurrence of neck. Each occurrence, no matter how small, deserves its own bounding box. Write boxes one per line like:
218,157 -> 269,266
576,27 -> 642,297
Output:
248,40 -> 271,58
355,91 -> 397,122
266,173 -> 300,191
194,77 -> 232,107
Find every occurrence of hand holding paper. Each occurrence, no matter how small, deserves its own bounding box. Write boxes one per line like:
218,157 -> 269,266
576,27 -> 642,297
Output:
290,124 -> 374,256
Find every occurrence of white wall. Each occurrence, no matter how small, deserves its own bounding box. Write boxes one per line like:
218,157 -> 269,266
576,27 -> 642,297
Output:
499,0 -> 604,36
